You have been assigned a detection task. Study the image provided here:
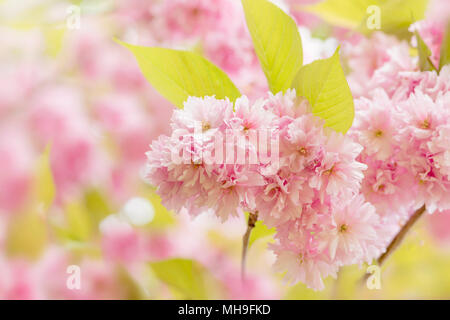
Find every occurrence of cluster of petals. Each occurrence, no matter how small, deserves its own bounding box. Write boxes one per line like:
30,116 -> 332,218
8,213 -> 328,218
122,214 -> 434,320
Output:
350,68 -> 450,243
145,89 -> 387,289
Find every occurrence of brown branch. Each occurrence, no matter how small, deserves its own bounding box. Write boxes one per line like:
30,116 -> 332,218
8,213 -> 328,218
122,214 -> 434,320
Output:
377,204 -> 426,266
241,212 -> 258,282
361,204 -> 426,284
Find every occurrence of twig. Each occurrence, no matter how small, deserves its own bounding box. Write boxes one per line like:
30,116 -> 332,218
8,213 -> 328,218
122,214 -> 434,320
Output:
362,204 -> 426,284
241,212 -> 258,282
378,204 -> 426,266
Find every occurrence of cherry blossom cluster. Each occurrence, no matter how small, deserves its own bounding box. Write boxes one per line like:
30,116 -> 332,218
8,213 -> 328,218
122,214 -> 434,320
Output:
345,2 -> 450,247
145,89 -> 387,289
351,68 -> 450,216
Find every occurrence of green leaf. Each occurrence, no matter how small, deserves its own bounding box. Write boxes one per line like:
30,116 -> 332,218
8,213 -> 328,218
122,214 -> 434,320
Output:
116,41 -> 241,108
43,26 -> 66,58
302,0 -> 372,30
439,22 -> 450,72
149,258 -> 214,299
415,30 -> 437,72
242,0 -> 303,93
291,49 -> 354,133
116,266 -> 148,300
249,220 -> 275,247
33,144 -> 55,211
147,192 -> 176,229
302,0 -> 428,39
5,146 -> 54,259
6,210 -> 48,259
56,201 -> 93,242
83,188 -> 111,227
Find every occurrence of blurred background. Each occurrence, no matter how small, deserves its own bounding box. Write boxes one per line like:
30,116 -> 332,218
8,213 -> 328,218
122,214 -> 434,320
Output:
0,0 -> 449,299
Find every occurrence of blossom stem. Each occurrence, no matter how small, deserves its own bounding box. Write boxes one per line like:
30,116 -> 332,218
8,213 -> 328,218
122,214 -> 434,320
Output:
361,204 -> 426,285
241,211 -> 258,282
377,204 -> 426,266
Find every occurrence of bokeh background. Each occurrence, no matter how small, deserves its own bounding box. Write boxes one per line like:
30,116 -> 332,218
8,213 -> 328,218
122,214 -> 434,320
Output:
0,0 -> 449,299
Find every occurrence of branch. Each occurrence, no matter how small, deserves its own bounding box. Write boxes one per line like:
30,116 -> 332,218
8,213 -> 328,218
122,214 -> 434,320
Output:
362,204 -> 426,284
377,204 -> 426,266
241,211 -> 258,282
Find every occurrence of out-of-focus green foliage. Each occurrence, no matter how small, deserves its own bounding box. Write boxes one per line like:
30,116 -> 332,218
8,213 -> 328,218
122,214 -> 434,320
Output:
33,144 -> 55,212
6,145 -> 55,259
6,211 -> 48,260
146,192 -> 176,229
242,0 -> 303,93
117,41 -> 241,108
43,26 -> 66,58
0,1 -> 67,57
302,0 -> 428,39
292,49 -> 354,133
149,258 -> 223,299
439,23 -> 450,72
83,188 -> 111,227
116,266 -> 148,300
53,201 -> 93,243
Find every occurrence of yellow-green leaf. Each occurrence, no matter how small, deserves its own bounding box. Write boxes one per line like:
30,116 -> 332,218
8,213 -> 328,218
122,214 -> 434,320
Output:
83,188 -> 111,227
291,49 -> 354,133
439,22 -> 450,72
116,266 -> 148,300
43,26 -> 66,58
63,201 -> 93,242
242,0 -> 303,93
147,192 -> 176,229
149,258 -> 212,299
6,146 -> 56,259
6,210 -> 48,259
415,30 -> 437,72
302,0 -> 428,39
116,41 -> 241,108
33,144 -> 55,211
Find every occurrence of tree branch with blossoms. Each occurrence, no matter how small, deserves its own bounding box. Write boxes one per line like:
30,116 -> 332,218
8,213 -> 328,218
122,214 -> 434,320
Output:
120,0 -> 450,293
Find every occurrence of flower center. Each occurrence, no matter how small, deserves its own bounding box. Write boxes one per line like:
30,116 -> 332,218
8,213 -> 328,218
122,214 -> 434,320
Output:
374,129 -> 383,137
339,224 -> 348,233
298,147 -> 307,156
298,253 -> 304,265
323,166 -> 334,176
202,121 -> 211,132
378,184 -> 385,192
421,119 -> 430,129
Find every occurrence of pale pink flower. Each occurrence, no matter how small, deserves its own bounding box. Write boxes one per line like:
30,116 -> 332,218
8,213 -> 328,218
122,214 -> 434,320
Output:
428,125 -> 450,177
395,91 -> 450,212
359,156 -> 417,217
325,195 -> 382,265
309,131 -> 366,200
352,89 -> 399,161
272,244 -> 338,291
343,32 -> 412,97
282,114 -> 327,172
172,96 -> 234,132
256,171 -> 312,227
